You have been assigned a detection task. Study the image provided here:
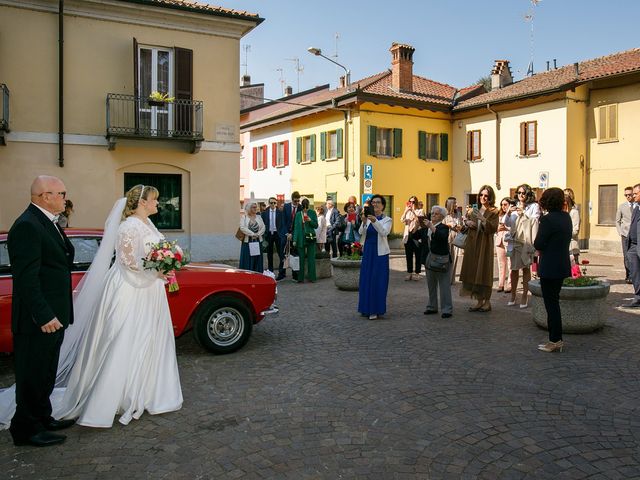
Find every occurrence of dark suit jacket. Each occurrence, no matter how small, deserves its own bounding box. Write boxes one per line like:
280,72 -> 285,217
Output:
8,204 -> 75,334
261,207 -> 285,236
627,206 -> 640,248
533,210 -> 572,279
326,208 -> 341,239
283,202 -> 299,236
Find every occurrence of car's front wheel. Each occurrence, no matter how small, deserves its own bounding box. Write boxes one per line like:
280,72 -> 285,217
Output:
193,296 -> 253,354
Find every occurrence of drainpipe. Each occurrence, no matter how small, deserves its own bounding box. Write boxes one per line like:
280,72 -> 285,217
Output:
486,104 -> 500,190
343,109 -> 351,180
58,0 -> 64,167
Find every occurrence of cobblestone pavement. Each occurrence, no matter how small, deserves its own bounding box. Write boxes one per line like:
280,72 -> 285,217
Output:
1,251 -> 639,479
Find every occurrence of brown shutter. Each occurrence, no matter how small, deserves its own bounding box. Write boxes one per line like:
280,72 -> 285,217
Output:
252,147 -> 257,170
284,140 -> 289,166
466,131 -> 471,161
531,121 -> 537,154
272,143 -> 277,167
520,122 -> 526,156
133,38 -> 139,131
262,145 -> 268,169
174,47 -> 193,134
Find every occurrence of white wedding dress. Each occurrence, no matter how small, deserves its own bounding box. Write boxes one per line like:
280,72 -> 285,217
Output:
0,207 -> 182,429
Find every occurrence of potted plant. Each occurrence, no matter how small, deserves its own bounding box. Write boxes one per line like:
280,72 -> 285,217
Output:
529,260 -> 610,333
330,242 -> 362,291
148,90 -> 175,107
387,232 -> 403,250
315,250 -> 332,279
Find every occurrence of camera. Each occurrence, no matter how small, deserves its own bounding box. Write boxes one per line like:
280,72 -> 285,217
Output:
363,205 -> 374,217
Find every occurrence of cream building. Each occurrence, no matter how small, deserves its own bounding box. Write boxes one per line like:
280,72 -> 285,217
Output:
0,0 -> 262,260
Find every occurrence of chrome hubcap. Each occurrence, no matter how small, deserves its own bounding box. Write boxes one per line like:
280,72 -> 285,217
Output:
207,307 -> 244,346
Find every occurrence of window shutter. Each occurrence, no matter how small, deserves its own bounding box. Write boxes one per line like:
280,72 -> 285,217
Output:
133,38 -> 139,131
320,131 -> 326,160
609,104 -> 617,140
519,122 -> 526,156
284,140 -> 289,166
296,137 -> 302,164
440,133 -> 448,161
466,131 -> 471,161
310,134 -> 316,162
418,131 -> 426,159
336,128 -> 343,158
529,121 -> 537,154
475,131 -> 481,160
174,47 -> 193,133
272,143 -> 277,167
393,128 -> 403,157
598,106 -> 607,141
368,125 -> 377,156
262,145 -> 268,169
252,147 -> 257,170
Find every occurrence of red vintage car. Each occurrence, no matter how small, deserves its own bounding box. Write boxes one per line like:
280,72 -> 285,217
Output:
0,229 -> 277,355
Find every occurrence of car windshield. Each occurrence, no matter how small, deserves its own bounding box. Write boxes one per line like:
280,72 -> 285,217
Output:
0,236 -> 102,275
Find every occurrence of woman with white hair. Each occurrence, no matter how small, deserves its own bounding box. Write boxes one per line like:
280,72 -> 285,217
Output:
424,206 -> 453,318
239,201 -> 266,273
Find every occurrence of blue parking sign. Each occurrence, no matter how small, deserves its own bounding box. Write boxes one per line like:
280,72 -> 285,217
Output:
363,164 -> 373,180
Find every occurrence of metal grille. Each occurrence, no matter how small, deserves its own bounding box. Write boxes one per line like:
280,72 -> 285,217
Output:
106,93 -> 203,139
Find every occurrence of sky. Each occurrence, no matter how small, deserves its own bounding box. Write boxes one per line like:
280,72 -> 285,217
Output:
210,0 -> 640,101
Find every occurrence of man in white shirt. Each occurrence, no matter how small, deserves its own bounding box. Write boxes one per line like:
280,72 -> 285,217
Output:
617,186 -> 634,284
261,197 -> 285,279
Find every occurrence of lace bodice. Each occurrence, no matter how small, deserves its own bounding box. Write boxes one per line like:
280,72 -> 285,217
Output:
116,217 -> 164,287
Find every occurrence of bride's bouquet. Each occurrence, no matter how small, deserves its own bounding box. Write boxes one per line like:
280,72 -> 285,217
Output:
143,240 -> 190,292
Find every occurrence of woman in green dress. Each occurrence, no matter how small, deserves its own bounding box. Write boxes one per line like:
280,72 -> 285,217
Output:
292,197 -> 319,282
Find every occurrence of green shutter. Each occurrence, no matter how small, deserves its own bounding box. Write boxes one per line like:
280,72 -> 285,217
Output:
367,125 -> 377,156
310,134 -> 316,162
393,128 -> 402,157
418,131 -> 426,160
336,128 -> 343,158
440,133 -> 448,161
320,131 -> 326,160
296,137 -> 302,164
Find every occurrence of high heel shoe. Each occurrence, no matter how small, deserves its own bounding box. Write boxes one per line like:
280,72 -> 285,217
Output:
538,341 -> 564,352
478,303 -> 492,312
507,300 -> 516,306
497,287 -> 504,293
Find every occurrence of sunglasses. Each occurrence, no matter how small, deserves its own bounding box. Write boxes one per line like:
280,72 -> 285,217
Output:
269,201 -> 277,205
517,191 -> 526,195
625,193 -> 634,197
479,194 -> 489,198
39,191 -> 67,199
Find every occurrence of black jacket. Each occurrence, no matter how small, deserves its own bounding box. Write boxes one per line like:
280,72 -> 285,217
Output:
429,222 -> 450,256
533,210 -> 572,279
8,204 -> 75,334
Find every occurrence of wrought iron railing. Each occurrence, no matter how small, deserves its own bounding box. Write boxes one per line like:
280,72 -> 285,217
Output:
0,84 -> 9,132
106,93 -> 203,140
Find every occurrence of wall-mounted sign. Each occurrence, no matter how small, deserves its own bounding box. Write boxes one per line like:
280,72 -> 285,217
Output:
539,171 -> 549,189
364,164 -> 373,180
363,178 -> 373,193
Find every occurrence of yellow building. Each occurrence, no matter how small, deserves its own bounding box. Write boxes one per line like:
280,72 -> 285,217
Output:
452,50 -> 640,253
0,0 -> 262,260
242,44 -> 485,233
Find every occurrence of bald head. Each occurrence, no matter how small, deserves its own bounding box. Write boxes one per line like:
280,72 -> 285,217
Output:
30,175 -> 67,214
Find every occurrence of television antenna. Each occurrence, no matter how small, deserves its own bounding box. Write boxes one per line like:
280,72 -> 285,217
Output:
523,0 -> 542,76
242,44 -> 251,76
285,57 -> 304,93
276,68 -> 286,96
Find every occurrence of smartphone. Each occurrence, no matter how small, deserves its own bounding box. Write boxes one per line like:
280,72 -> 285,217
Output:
363,205 -> 374,217
472,204 -> 478,210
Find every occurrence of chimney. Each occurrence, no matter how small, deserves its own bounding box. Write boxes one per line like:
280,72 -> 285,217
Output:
389,43 -> 415,92
241,74 -> 251,86
284,85 -> 293,96
490,60 -> 513,90
338,75 -> 346,89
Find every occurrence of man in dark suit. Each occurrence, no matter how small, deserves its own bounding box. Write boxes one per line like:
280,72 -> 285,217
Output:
261,196 -> 285,279
623,183 -> 640,308
8,176 -> 76,446
282,191 -> 301,281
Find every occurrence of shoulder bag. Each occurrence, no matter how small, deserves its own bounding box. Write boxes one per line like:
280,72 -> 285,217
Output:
452,231 -> 467,249
235,227 -> 245,242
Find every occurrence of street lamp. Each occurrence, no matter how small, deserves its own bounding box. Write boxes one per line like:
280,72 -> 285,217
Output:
307,46 -> 351,91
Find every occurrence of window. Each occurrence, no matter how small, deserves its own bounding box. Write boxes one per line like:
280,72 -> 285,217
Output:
425,193 -> 439,213
598,104 -> 618,142
466,130 -> 481,161
70,237 -> 101,271
272,141 -> 289,167
0,240 -> 9,275
367,126 -> 402,157
320,129 -> 344,160
138,45 -> 173,135
598,185 -> 618,225
124,173 -> 182,229
326,192 -> 337,204
253,145 -> 267,170
519,121 -> 537,156
381,196 -> 394,227
418,132 -> 448,161
296,134 -> 316,164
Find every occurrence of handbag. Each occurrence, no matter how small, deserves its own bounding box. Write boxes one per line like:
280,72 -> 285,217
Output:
248,241 -> 260,257
304,231 -> 317,243
452,232 -> 467,249
235,227 -> 245,242
288,254 -> 300,271
426,253 -> 450,273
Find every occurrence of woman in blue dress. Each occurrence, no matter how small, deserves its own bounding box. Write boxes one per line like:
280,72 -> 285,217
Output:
358,195 -> 393,320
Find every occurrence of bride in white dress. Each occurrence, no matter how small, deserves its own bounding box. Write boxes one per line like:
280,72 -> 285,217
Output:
1,184 -> 183,428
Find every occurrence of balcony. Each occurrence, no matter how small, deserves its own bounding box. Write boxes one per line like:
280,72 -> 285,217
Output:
0,84 -> 9,146
106,94 -> 204,153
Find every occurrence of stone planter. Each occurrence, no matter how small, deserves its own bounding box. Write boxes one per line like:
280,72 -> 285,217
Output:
316,256 -> 332,279
331,258 -> 361,291
529,279 -> 610,333
388,237 -> 403,250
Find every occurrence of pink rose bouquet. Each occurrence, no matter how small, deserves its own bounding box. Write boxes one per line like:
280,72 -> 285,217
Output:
143,240 -> 190,292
